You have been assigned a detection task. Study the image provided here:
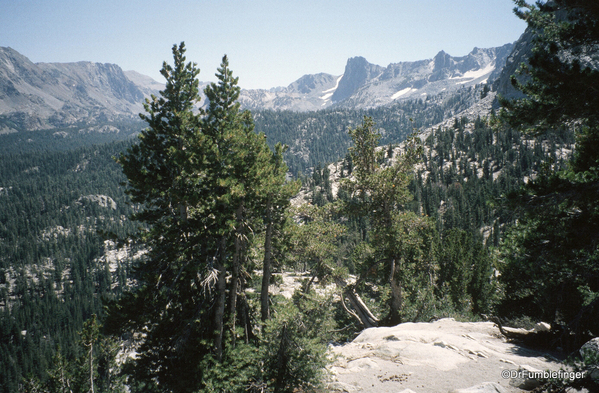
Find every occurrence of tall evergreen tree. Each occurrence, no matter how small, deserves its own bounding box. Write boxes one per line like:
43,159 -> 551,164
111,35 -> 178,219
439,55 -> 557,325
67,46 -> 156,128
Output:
498,1 -> 599,346
107,44 -> 302,392
340,117 -> 437,326
107,42 -> 212,392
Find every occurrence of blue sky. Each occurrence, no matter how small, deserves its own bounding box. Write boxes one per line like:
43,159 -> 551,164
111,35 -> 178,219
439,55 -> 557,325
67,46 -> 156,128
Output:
0,0 -> 527,89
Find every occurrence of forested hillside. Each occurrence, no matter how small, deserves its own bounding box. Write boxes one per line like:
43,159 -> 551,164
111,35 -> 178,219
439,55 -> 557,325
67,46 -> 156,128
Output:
0,118 -> 143,155
301,115 -> 574,318
254,84 -> 490,175
0,141 -> 137,391
0,109 -> 577,391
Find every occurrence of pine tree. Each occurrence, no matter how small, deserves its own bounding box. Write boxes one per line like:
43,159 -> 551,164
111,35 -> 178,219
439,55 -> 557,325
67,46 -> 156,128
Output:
78,314 -> 100,393
340,117 -> 438,326
46,348 -> 73,393
107,45 -> 302,392
498,1 -> 599,346
107,43 -> 214,391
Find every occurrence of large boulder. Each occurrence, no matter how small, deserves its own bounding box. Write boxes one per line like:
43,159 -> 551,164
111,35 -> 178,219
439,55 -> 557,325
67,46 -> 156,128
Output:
328,318 -> 562,392
579,337 -> 599,381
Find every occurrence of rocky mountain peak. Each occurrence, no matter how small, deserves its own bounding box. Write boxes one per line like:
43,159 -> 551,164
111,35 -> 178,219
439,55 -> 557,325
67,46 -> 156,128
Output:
433,50 -> 451,71
331,56 -> 385,103
287,73 -> 337,95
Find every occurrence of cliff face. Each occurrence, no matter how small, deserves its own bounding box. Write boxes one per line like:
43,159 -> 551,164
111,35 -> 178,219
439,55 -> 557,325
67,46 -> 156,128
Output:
493,29 -> 535,102
330,56 -> 386,103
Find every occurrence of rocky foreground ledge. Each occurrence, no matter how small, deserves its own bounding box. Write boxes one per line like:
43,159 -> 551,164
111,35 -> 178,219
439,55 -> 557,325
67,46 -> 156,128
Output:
327,318 -> 573,393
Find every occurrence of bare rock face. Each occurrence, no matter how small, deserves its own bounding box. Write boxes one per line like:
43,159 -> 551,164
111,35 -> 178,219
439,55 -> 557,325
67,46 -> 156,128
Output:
492,28 -> 535,102
331,56 -> 385,103
327,318 -> 563,393
77,194 -> 117,210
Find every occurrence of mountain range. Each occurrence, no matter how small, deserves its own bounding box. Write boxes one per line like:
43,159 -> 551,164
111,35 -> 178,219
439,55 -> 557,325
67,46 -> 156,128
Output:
0,41 -> 516,131
240,43 -> 513,111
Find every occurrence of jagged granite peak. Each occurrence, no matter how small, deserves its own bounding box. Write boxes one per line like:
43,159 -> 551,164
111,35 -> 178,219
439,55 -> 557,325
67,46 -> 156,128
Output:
433,50 -> 451,71
336,43 -> 514,109
331,56 -> 385,103
237,43 -> 514,112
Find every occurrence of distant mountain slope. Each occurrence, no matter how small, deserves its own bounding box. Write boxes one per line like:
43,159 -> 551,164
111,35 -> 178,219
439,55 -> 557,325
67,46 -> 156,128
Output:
123,70 -> 165,96
0,47 -> 161,131
492,30 -> 535,102
238,73 -> 342,111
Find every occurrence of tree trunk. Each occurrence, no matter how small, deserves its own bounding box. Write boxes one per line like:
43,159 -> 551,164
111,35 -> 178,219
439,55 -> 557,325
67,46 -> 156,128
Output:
89,344 -> 94,393
240,293 -> 254,344
334,277 -> 379,328
214,236 -> 228,361
261,197 -> 273,321
274,324 -> 288,393
229,203 -> 244,347
386,258 -> 403,326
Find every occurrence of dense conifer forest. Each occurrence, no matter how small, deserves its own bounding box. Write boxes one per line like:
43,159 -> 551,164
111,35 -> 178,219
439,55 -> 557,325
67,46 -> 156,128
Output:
0,102 -> 574,391
0,141 -> 139,391
253,85 -> 487,176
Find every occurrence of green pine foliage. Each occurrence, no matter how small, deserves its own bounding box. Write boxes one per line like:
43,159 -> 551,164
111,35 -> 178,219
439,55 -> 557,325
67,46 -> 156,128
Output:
497,0 -> 599,349
105,43 -> 324,392
201,292 -> 335,393
338,117 -> 439,326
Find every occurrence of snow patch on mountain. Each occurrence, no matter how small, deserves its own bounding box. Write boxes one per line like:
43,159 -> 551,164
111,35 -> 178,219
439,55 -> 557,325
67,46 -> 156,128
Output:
322,74 -> 344,94
391,87 -> 417,100
452,63 -> 496,84
320,92 -> 335,101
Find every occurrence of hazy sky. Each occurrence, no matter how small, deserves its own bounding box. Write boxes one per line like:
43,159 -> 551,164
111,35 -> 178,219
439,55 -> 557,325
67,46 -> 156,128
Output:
0,0 -> 527,89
